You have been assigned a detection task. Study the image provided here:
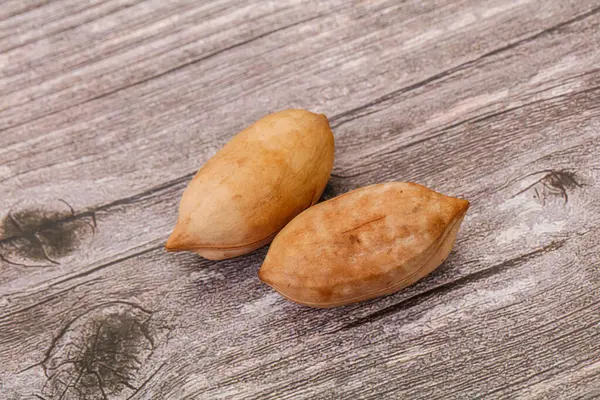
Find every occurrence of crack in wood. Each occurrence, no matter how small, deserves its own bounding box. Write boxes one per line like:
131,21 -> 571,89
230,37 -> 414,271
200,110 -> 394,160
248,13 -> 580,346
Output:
332,240 -> 566,333
332,83 -> 600,179
0,1 -> 50,24
1,278 -> 100,323
0,2 -> 144,56
125,362 -> 166,400
329,5 -> 600,128
49,244 -> 163,289
0,14 -> 323,135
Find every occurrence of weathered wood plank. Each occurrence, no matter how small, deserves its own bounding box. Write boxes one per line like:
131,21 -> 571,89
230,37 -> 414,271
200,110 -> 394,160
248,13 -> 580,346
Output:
1,0 -> 600,398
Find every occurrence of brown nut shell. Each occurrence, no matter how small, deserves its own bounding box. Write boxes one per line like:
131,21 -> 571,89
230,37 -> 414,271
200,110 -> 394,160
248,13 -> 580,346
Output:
166,109 -> 335,260
259,182 -> 469,307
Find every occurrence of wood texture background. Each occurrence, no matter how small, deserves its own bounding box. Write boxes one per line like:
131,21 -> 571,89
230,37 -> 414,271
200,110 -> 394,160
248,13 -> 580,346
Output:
1,0 -> 600,398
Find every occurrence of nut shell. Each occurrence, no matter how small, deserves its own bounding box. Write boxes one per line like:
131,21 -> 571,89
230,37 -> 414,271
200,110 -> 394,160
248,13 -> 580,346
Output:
166,109 -> 335,260
259,182 -> 469,307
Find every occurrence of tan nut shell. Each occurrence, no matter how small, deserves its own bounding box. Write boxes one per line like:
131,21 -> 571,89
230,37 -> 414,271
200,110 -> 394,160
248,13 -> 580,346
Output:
259,182 -> 469,308
165,109 -> 335,260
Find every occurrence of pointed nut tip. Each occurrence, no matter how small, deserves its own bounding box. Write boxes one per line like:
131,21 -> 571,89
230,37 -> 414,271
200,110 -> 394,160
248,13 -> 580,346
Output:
165,229 -> 184,251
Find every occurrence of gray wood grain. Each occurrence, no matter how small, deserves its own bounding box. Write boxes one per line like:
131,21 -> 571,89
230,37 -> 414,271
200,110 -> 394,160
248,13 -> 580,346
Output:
1,0 -> 600,399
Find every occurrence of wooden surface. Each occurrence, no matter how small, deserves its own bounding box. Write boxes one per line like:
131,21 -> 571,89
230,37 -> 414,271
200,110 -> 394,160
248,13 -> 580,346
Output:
1,0 -> 600,398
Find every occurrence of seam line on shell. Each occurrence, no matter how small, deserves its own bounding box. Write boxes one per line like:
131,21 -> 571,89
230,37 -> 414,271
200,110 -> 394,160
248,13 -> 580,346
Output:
168,192 -> 324,252
166,230 -> 278,252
